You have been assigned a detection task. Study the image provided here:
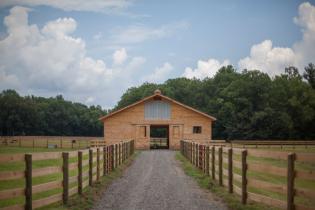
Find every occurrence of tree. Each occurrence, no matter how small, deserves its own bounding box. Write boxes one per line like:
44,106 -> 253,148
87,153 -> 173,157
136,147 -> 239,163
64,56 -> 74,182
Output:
303,63 -> 315,89
285,66 -> 302,80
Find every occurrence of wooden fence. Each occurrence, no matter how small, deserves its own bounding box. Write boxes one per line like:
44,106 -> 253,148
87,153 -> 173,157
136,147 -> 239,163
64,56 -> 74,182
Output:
180,140 -> 315,210
185,140 -> 315,149
0,140 -> 135,210
0,136 -> 105,149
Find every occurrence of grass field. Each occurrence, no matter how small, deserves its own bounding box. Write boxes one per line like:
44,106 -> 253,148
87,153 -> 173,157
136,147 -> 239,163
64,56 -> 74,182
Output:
0,147 -> 82,208
176,152 -> 279,210
0,146 -> 136,209
38,151 -> 139,210
180,145 -> 315,209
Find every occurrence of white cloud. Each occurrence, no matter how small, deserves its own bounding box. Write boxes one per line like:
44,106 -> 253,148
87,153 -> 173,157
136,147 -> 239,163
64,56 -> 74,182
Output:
0,6 -> 146,107
111,21 -> 189,44
113,48 -> 127,65
42,18 -> 77,38
238,2 -> 315,75
183,59 -> 230,79
0,0 -> 131,12
238,40 -> 296,76
293,2 -> 315,69
143,62 -> 173,83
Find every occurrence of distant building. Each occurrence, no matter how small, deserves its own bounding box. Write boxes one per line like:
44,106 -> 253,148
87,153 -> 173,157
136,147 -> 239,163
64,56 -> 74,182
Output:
99,90 -> 216,149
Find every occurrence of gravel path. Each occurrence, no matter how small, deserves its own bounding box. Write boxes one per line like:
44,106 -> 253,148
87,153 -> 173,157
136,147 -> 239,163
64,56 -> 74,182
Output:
93,150 -> 228,210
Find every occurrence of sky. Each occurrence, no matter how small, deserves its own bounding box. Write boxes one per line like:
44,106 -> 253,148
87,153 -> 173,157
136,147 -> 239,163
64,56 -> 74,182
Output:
0,0 -> 314,108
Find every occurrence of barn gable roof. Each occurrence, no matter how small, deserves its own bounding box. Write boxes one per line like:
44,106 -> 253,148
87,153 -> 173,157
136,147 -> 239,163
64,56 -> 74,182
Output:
99,90 -> 216,121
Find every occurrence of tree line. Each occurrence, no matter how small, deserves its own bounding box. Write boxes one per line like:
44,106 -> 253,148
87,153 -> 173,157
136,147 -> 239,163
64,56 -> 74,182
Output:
1,63 -> 314,139
0,91 -> 107,136
116,63 -> 315,140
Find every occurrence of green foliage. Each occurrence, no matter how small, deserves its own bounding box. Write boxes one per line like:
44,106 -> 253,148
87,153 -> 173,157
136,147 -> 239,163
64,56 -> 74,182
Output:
303,63 -> 315,89
0,91 -> 107,136
115,64 -> 315,140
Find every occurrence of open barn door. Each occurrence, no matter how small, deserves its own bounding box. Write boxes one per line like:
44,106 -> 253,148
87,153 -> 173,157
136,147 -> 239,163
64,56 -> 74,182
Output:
150,125 -> 169,149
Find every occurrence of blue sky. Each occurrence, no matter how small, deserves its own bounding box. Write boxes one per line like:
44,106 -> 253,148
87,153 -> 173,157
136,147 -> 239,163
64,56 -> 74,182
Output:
0,0 -> 314,108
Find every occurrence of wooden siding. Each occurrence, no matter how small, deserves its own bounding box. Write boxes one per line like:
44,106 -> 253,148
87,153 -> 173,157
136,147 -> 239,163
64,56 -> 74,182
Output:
104,98 -> 213,149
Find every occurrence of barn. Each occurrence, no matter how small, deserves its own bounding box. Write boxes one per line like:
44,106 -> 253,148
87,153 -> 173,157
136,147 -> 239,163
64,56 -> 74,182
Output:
99,90 -> 216,149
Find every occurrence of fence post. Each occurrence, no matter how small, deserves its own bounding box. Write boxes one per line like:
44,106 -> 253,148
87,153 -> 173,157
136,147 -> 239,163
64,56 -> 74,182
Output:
122,142 -> 124,163
287,153 -> 295,210
89,149 -> 93,186
103,146 -> 106,176
219,147 -> 223,186
211,146 -> 215,180
106,146 -> 109,174
197,144 -> 199,168
62,152 -> 69,204
181,141 -> 184,155
228,148 -> 233,193
78,151 -> 83,194
25,154 -> 32,210
111,145 -> 114,171
123,142 -> 125,162
119,143 -> 122,165
125,142 -> 127,161
191,142 -> 194,164
97,148 -> 100,181
206,146 -> 210,176
128,142 -> 130,158
189,142 -> 194,163
117,143 -> 120,166
122,143 -> 125,162
204,145 -> 207,173
113,144 -> 116,169
241,149 -> 247,204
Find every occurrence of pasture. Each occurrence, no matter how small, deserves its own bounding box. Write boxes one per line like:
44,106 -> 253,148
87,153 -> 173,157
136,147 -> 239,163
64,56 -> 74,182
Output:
0,140 -> 134,210
181,140 -> 315,210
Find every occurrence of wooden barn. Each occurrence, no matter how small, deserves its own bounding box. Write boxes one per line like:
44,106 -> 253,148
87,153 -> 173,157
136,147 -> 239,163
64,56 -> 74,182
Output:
99,90 -> 216,149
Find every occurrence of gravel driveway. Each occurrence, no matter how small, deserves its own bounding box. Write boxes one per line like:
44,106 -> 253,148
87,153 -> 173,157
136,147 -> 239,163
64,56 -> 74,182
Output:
93,150 -> 228,210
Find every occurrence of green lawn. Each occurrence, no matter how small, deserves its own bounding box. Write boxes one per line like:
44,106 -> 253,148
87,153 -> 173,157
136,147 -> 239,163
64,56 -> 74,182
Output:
0,147 -> 84,208
176,152 -> 279,210
179,146 -> 315,210
0,146 -> 136,209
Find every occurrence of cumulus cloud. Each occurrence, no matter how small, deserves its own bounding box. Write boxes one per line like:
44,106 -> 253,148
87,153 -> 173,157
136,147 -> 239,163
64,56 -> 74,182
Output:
293,2 -> 315,69
183,59 -> 230,79
238,40 -> 296,76
238,2 -> 315,75
42,18 -> 77,38
111,21 -> 189,44
143,62 -> 173,83
0,6 -> 146,107
113,48 -> 127,65
0,0 -> 131,13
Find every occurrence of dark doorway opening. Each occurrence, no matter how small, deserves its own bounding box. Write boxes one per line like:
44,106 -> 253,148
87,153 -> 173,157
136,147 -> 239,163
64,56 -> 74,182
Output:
150,125 -> 169,149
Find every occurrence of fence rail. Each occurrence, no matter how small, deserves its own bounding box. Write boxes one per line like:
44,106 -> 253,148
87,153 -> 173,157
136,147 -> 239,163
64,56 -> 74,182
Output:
0,136 -> 105,149
0,140 -> 135,210
184,140 -> 315,149
180,140 -> 315,210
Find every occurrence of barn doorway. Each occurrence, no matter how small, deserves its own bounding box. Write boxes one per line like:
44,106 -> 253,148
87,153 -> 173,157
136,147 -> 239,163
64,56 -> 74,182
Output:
150,125 -> 169,149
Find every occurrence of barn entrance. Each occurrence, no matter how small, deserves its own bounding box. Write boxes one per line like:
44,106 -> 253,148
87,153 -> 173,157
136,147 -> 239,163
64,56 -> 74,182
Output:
150,125 -> 169,149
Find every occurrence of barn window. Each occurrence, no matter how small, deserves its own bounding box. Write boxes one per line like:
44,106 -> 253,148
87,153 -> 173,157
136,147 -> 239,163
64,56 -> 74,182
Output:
193,126 -> 202,134
144,101 -> 171,120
